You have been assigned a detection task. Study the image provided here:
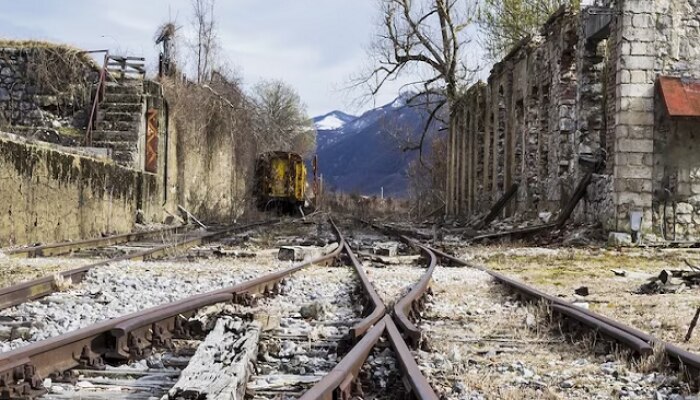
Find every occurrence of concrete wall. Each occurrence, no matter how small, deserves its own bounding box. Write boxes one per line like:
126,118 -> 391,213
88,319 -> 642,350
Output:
0,133 -> 160,246
164,81 -> 254,223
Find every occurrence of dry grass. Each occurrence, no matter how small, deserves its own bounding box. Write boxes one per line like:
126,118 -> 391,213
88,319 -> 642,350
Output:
52,273 -> 72,292
0,39 -> 99,69
462,245 -> 700,353
417,265 -> 695,399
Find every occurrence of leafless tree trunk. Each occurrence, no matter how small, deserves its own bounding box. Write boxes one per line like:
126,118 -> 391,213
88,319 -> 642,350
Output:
357,0 -> 477,215
191,0 -> 218,83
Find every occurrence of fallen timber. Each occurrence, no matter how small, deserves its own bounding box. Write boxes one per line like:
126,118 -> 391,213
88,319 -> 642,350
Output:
0,219 -> 342,399
473,183 -> 519,230
0,220 -> 277,311
470,171 -> 593,242
4,224 -> 194,258
302,221 -> 439,400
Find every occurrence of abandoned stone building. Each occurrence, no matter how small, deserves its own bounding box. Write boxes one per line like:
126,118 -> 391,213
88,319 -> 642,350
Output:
446,0 -> 700,241
0,42 -> 251,246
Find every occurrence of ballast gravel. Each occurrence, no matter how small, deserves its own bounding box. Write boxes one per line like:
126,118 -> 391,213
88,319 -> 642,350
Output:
0,251 -> 284,352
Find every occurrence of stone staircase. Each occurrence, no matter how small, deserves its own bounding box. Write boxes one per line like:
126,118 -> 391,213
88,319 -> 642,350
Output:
91,80 -> 144,166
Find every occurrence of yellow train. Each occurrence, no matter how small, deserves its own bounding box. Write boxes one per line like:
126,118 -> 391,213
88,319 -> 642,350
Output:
254,151 -> 307,212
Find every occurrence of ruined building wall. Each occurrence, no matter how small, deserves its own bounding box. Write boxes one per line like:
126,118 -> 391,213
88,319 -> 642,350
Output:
448,10 -> 614,226
610,0 -> 700,239
0,44 -> 98,133
164,81 -> 255,223
0,133 -> 160,246
449,0 -> 700,239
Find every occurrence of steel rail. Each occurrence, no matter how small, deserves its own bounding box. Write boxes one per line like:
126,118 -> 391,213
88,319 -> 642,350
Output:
299,319 -> 386,400
301,221 -> 439,400
327,219 -> 386,340
425,246 -> 700,365
0,220 -> 276,311
363,222 -> 660,354
0,219 -> 343,399
4,225 -> 193,258
393,238 -> 437,347
384,315 -> 439,400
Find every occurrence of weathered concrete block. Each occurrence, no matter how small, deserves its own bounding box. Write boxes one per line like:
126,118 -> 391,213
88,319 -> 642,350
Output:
608,232 -> 633,247
617,138 -> 654,153
677,202 -> 694,214
621,55 -> 655,69
618,111 -> 654,126
278,246 -> 323,262
617,191 -> 652,207
616,165 -> 653,180
620,83 -> 654,98
631,14 -> 653,28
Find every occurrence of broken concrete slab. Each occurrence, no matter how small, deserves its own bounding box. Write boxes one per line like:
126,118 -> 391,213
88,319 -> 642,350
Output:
278,246 -> 323,262
277,243 -> 339,262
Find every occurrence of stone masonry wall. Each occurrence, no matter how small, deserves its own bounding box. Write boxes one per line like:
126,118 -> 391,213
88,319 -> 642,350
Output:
611,0 -> 700,239
448,9 -> 614,227
0,132 -> 160,247
0,44 -> 98,133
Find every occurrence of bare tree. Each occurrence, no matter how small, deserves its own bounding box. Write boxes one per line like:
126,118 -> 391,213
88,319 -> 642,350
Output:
252,80 -> 316,157
191,0 -> 218,83
357,0 -> 477,161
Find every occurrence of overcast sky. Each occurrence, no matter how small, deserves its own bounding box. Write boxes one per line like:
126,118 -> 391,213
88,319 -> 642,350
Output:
0,0 -> 436,117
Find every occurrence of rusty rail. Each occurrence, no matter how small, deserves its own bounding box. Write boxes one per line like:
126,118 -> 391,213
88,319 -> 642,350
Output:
301,220 -> 438,400
0,219 -> 343,398
4,225 -> 193,258
328,219 -> 386,340
424,246 -> 700,367
0,221 -> 277,311
393,239 -> 437,347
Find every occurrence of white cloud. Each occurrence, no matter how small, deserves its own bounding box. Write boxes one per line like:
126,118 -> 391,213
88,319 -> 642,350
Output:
0,0 -> 484,116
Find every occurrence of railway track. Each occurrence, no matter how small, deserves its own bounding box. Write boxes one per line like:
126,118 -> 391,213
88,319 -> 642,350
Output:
0,217 -> 338,398
3,217 -> 700,399
0,221 -> 277,311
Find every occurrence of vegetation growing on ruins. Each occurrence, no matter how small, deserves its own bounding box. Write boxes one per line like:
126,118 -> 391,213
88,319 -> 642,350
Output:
478,0 -> 580,60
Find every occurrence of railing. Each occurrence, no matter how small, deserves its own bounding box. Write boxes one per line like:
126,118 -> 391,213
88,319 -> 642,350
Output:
84,54 -> 145,146
84,51 -> 110,146
106,55 -> 146,80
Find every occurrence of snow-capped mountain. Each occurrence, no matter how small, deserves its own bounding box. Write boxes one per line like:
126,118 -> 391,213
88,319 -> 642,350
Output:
313,111 -> 357,150
313,94 -> 445,197
314,111 -> 356,131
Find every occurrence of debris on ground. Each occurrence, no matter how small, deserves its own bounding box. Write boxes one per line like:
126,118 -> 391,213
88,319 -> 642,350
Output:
636,269 -> 700,294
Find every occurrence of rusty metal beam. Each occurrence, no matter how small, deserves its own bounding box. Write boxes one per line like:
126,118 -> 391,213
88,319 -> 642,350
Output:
5,225 -> 193,259
474,183 -> 519,230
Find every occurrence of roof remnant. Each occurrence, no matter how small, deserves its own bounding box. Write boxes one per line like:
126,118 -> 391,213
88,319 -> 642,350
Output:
658,76 -> 700,118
